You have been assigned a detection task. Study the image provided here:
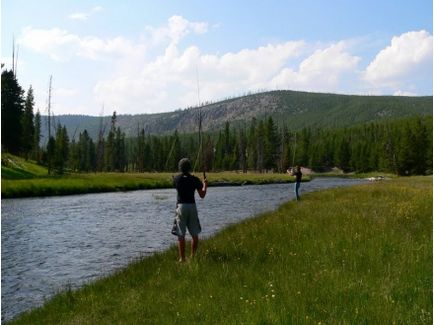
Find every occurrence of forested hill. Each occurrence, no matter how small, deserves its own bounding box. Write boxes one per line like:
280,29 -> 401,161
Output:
42,90 -> 432,141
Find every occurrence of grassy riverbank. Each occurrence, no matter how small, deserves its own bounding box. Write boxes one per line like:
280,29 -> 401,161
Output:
1,154 -> 305,198
9,176 -> 432,324
1,171 -> 301,198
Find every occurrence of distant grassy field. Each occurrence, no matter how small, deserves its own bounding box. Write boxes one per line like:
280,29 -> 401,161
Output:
1,154 -> 304,198
9,176 -> 432,324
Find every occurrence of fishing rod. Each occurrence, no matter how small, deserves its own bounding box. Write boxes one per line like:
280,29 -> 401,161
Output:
193,65 -> 206,179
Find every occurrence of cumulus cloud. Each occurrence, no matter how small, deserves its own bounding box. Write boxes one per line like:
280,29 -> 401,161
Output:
18,27 -> 80,61
365,30 -> 433,87
17,15 -> 433,115
144,15 -> 208,48
270,42 -> 361,92
94,40 -> 307,113
19,15 -> 207,63
18,27 -> 143,61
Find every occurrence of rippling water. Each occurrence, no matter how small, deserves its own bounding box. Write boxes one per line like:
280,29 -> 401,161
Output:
1,177 -> 365,321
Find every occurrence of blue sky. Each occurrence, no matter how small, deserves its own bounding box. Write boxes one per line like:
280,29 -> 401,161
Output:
2,0 -> 433,115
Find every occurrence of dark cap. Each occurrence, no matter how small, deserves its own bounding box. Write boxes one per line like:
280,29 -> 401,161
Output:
178,158 -> 191,174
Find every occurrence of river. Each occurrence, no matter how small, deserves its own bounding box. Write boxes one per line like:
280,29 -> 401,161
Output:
1,177 -> 366,321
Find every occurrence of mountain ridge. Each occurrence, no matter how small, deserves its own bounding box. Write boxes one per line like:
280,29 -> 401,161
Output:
41,90 -> 433,142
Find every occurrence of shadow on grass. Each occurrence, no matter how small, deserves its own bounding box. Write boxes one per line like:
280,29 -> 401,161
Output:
1,167 -> 37,180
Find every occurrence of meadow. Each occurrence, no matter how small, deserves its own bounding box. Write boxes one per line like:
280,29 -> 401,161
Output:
8,176 -> 432,324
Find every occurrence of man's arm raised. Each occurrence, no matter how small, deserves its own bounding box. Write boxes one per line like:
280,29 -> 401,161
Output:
197,178 -> 208,198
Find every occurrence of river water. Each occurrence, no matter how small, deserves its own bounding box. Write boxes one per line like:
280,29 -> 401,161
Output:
1,177 -> 366,321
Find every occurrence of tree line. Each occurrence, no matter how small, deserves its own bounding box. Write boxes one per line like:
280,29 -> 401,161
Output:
2,70 -> 42,161
2,69 -> 432,176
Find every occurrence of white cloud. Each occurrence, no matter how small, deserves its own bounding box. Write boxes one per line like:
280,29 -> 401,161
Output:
19,14 -> 206,63
365,30 -> 433,87
270,42 -> 361,92
18,27 -> 81,61
17,15 -> 433,115
94,40 -> 306,113
144,15 -> 208,48
18,27 -> 143,61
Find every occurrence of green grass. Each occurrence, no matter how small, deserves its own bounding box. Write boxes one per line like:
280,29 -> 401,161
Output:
1,172 -> 174,198
8,176 -> 432,324
1,154 -> 304,198
1,171 -> 302,198
1,154 -> 48,179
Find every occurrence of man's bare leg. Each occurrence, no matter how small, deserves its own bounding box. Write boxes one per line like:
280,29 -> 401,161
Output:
178,237 -> 186,262
191,235 -> 199,258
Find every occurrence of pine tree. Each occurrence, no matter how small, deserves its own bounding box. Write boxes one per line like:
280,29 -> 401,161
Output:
297,128 -> 311,167
238,127 -> 247,173
335,134 -> 351,172
382,125 -> 399,175
69,139 -> 79,172
279,127 -> 292,172
203,134 -> 214,172
78,130 -> 93,172
33,109 -> 41,163
96,115 -> 106,172
256,120 -> 265,172
229,133 -> 239,170
222,121 -> 232,170
411,117 -> 428,174
21,86 -> 35,159
136,128 -> 145,172
46,136 -> 56,174
96,137 -> 105,172
165,130 -> 181,171
104,111 -> 117,171
214,131 -> 224,171
1,70 -> 24,154
264,116 -> 279,171
143,136 -> 152,171
53,124 -> 69,174
247,118 -> 258,171
115,127 -> 126,172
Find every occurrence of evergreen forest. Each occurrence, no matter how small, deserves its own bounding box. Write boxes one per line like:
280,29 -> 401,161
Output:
2,69 -> 432,176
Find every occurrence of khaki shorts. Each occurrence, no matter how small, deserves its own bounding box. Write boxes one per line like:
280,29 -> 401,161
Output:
174,203 -> 201,237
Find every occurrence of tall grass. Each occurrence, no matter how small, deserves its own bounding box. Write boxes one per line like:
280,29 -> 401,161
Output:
9,176 -> 432,324
2,171 -> 298,198
1,173 -> 174,198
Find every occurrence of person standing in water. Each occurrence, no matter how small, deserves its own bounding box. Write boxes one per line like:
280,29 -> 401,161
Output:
172,158 -> 208,262
287,166 -> 302,201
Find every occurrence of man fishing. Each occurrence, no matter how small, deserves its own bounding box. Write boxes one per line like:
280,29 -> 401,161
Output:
172,158 -> 208,262
287,166 -> 302,201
